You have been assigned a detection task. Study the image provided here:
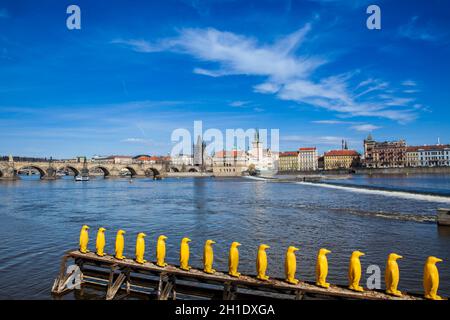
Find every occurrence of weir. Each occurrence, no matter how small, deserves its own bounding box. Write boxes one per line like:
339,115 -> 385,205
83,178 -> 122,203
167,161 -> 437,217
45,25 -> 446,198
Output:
52,250 -> 423,300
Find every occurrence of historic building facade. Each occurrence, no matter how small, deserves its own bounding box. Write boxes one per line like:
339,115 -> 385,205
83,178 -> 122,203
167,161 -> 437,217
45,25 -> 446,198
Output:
278,151 -> 299,171
298,147 -> 318,171
247,130 -> 278,176
363,135 -> 406,168
324,150 -> 360,170
405,146 -> 420,167
417,145 -> 450,167
212,150 -> 248,176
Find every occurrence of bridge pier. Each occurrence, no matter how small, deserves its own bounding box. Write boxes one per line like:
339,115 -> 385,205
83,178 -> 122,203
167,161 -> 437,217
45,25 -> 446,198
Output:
40,167 -> 58,180
0,164 -> 19,180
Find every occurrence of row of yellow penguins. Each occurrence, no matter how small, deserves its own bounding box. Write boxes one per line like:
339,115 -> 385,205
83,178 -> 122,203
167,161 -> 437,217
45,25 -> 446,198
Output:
79,225 -> 444,300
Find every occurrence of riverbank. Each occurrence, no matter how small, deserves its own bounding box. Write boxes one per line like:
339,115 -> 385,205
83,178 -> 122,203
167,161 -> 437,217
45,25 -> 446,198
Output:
278,166 -> 450,176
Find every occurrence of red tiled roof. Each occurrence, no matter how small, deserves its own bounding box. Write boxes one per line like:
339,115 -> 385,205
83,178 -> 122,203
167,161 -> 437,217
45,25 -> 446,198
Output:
279,151 -> 298,157
299,147 -> 316,151
408,144 -> 450,152
324,150 -> 359,157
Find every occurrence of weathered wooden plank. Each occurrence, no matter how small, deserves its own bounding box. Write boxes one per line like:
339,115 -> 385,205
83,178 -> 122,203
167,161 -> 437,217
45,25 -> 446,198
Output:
62,250 -> 423,300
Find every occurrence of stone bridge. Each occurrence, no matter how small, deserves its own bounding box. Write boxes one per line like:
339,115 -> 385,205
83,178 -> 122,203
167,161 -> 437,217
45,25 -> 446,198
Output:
0,160 -> 203,180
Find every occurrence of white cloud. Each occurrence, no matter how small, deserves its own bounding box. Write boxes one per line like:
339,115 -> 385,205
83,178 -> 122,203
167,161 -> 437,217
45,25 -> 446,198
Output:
351,124 -> 381,132
229,101 -> 249,107
114,25 -> 423,123
312,120 -> 354,124
253,82 -> 281,94
402,80 -> 417,86
111,39 -> 167,53
121,138 -> 146,143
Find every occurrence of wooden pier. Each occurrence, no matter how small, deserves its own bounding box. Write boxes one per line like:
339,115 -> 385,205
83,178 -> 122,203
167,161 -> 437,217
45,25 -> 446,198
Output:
51,250 -> 423,300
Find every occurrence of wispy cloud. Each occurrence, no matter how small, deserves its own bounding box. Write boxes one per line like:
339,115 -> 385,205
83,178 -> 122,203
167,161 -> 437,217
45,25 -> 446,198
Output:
402,80 -> 417,86
121,138 -> 146,143
312,120 -> 353,124
282,134 -> 357,147
312,120 -> 381,132
229,101 -> 249,107
351,124 -> 381,132
113,25 -> 423,123
398,16 -> 444,42
111,39 -> 166,52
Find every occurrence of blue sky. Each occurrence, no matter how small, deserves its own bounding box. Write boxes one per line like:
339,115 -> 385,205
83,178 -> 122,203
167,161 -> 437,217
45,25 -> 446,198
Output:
1,0 -> 449,158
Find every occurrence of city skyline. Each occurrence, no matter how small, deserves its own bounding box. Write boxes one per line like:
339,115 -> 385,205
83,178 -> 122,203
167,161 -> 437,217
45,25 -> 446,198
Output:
1,0 -> 450,158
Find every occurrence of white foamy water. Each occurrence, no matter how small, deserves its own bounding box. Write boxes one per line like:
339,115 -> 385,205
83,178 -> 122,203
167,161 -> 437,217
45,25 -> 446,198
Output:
242,175 -> 270,181
297,181 -> 450,204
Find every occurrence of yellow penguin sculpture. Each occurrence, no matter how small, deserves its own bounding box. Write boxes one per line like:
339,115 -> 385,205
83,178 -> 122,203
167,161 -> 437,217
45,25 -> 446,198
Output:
256,244 -> 270,281
135,232 -> 147,264
316,248 -> 331,288
79,225 -> 90,253
385,253 -> 403,297
180,237 -> 191,271
156,235 -> 168,267
348,250 -> 365,292
203,240 -> 216,274
228,242 -> 241,277
115,229 -> 126,260
95,227 -> 107,257
423,256 -> 443,300
285,246 -> 299,284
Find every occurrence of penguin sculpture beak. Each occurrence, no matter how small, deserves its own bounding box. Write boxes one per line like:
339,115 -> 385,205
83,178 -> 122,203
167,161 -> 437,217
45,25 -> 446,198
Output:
161,235 -> 167,240
211,241 -> 216,244
187,238 -> 191,242
293,247 -> 299,251
236,242 -> 241,246
325,249 -> 331,254
436,258 -> 443,263
142,233 -> 147,237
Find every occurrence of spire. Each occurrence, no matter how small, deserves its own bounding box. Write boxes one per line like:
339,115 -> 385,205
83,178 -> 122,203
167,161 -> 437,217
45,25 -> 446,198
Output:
367,133 -> 373,141
255,128 -> 260,142
342,139 -> 344,150
344,140 -> 348,150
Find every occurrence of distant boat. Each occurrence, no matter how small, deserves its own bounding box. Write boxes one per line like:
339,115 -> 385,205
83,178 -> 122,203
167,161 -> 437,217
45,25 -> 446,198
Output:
75,175 -> 89,182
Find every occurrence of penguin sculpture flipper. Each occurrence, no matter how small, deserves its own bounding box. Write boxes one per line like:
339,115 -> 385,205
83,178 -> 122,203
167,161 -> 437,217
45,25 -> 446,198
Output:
429,272 -> 442,300
386,267 -> 401,296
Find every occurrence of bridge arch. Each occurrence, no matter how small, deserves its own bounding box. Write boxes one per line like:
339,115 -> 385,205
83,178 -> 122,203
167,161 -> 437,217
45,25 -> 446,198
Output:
0,168 -> 3,178
145,168 -> 160,177
58,166 -> 81,177
17,165 -> 46,178
170,167 -> 179,173
188,168 -> 198,173
90,166 -> 110,178
120,166 -> 137,177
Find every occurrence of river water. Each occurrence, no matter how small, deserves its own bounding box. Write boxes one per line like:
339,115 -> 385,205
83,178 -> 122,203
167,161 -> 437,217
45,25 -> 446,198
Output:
0,174 -> 449,299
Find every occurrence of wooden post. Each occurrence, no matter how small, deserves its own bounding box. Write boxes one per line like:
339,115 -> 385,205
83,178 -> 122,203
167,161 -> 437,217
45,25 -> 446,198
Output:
295,289 -> 305,300
223,282 -> 237,300
51,254 -> 83,295
106,266 -> 127,300
157,273 -> 176,300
